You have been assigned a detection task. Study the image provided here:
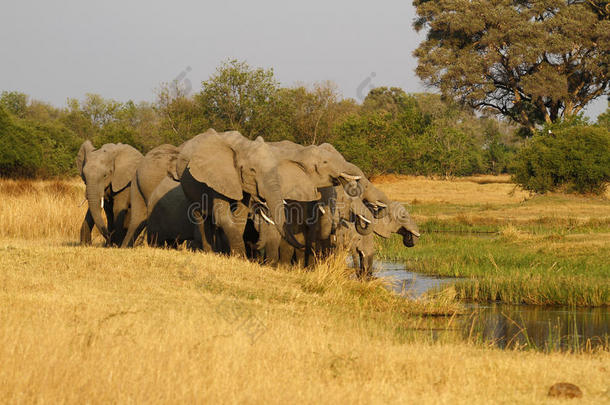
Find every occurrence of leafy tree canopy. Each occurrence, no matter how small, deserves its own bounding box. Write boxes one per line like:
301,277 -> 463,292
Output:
196,59 -> 279,139
413,0 -> 610,131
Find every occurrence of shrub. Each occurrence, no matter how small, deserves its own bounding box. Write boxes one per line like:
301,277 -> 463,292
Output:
512,125 -> 610,195
0,106 -> 81,178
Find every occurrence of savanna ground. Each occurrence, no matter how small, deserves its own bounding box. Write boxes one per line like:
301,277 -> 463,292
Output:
0,177 -> 608,403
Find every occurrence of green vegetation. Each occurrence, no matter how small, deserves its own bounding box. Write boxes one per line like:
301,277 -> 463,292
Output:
2,57 -> 609,193
413,0 -> 609,132
0,61 -> 519,179
378,194 -> 610,307
512,122 -> 610,195
0,104 -> 81,177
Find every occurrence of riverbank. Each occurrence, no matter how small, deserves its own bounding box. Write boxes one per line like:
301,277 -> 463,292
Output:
1,239 -> 608,403
375,175 -> 610,306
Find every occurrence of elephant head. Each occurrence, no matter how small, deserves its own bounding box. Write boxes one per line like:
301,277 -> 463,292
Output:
269,141 -> 374,234
373,201 -> 420,247
180,131 -> 298,248
76,140 -> 142,242
325,185 -> 374,236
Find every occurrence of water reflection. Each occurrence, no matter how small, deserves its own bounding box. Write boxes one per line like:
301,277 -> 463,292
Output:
374,261 -> 610,351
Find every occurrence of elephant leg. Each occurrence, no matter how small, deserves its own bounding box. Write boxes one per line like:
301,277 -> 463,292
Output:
355,250 -> 366,279
363,254 -> 374,279
80,209 -> 94,245
361,235 -> 375,279
192,210 -> 213,252
121,184 -> 147,248
264,233 -> 281,265
279,239 -> 295,266
110,190 -> 130,246
103,199 -> 115,247
351,251 -> 360,274
294,247 -> 305,267
214,199 -> 247,258
304,222 -> 319,267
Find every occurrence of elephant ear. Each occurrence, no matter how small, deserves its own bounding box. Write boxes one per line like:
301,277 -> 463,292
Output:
111,145 -> 142,193
278,160 -> 320,201
188,135 -> 243,200
76,140 -> 94,175
167,156 -> 180,181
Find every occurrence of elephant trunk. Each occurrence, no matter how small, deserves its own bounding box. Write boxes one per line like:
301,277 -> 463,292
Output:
399,218 -> 420,247
351,198 -> 374,236
86,185 -> 110,242
262,172 -> 304,249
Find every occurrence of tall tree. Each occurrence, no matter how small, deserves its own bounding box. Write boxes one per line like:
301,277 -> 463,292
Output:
413,0 -> 610,131
196,59 -> 278,139
272,81 -> 356,145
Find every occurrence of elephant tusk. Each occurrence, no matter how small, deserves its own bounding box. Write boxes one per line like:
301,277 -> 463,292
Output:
340,173 -> 361,181
79,198 -> 87,207
357,214 -> 371,224
283,200 -> 288,205
101,198 -> 104,209
318,206 -> 326,215
374,200 -> 387,208
411,230 -> 421,238
260,211 -> 276,225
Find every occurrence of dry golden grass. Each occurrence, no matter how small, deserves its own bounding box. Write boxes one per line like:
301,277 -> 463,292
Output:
1,239 -> 608,404
1,177 -> 609,402
0,178 -> 88,241
373,174 -> 610,222
372,174 -> 530,204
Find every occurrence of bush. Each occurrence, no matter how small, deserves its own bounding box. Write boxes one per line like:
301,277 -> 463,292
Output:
0,106 -> 81,178
512,125 -> 610,195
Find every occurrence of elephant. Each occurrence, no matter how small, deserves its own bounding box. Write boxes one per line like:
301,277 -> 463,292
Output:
334,220 -> 373,279
178,130 -> 302,257
121,144 -> 182,247
146,176 -> 200,248
76,140 -> 142,246
373,201 -> 420,247
252,198 -> 333,266
335,200 -> 421,278
245,140 -> 377,266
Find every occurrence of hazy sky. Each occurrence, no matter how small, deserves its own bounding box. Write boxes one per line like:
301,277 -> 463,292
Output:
1,0 -> 606,119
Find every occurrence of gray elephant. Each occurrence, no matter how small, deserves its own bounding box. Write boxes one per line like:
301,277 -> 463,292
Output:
121,144 -> 183,247
146,176 -> 200,248
76,140 -> 142,246
179,130 -> 301,257
244,140 -> 377,266
336,199 -> 420,278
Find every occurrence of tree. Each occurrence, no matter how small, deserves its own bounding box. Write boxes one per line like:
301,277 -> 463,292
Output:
0,91 -> 28,118
512,123 -> 610,194
155,84 -> 207,146
413,0 -> 610,132
271,82 -> 357,144
196,59 -> 279,139
598,101 -> 610,129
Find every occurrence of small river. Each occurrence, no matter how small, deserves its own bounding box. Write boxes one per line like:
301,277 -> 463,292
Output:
375,261 -> 609,351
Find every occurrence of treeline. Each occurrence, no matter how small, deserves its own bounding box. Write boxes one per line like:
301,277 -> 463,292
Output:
1,60 -> 608,193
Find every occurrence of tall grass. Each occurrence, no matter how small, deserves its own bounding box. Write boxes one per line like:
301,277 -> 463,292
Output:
377,176 -> 610,306
0,178 -> 87,241
1,239 -> 608,403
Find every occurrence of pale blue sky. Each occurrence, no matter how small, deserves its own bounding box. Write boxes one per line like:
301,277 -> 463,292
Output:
1,0 -> 606,118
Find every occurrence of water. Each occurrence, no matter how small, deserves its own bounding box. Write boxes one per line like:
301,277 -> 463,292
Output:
375,262 -> 456,299
374,261 -> 610,351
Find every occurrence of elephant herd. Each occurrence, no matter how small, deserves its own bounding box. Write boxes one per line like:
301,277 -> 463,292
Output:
76,129 -> 419,277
